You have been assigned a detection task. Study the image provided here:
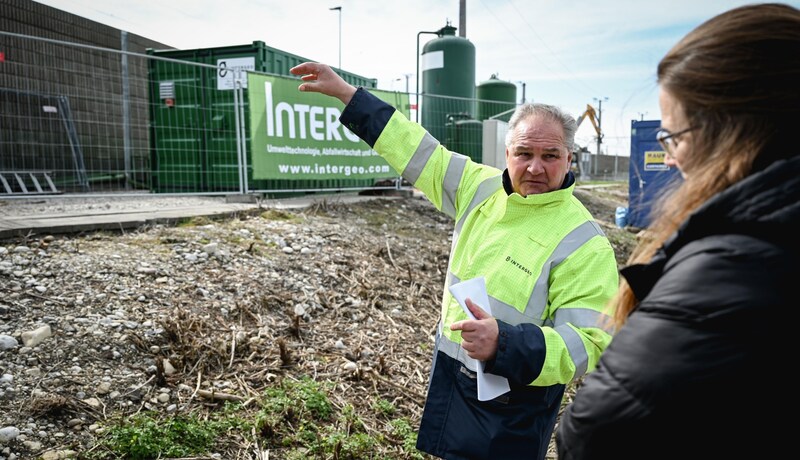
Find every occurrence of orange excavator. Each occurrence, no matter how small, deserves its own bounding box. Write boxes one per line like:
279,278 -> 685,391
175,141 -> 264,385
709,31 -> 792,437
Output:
575,104 -> 602,178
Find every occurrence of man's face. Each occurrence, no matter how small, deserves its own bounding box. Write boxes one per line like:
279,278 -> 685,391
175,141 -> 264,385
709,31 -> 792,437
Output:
505,115 -> 572,196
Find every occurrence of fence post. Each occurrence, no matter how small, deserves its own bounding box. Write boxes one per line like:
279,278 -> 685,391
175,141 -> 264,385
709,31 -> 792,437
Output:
233,75 -> 245,195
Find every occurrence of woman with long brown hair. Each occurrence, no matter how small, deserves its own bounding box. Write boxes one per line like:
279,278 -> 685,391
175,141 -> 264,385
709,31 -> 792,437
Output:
557,3 -> 800,459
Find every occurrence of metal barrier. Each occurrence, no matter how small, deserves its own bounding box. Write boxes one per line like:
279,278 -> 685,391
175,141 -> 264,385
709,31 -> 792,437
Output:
0,31 -> 413,198
0,31 -> 625,200
1,31 -> 160,196
0,170 -> 59,195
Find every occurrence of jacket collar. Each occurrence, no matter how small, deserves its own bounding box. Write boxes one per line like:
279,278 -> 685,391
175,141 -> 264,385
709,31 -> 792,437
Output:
621,155 -> 800,302
502,170 -> 575,195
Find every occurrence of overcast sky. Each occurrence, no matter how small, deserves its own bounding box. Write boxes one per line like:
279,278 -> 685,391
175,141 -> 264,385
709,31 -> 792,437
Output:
34,0 -> 800,156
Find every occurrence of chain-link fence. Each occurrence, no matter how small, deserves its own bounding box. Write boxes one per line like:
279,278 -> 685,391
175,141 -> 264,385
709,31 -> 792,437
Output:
0,31 -> 400,198
0,31 -> 155,195
0,31 -> 625,199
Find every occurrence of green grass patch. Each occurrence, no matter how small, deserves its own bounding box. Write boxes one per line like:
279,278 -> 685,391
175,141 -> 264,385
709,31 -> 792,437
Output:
88,377 -> 424,459
88,411 -> 234,459
176,216 -> 214,227
260,209 -> 300,221
373,397 -> 396,417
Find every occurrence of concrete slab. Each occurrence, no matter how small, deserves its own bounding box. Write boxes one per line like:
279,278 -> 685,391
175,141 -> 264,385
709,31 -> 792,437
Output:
0,191 -> 411,241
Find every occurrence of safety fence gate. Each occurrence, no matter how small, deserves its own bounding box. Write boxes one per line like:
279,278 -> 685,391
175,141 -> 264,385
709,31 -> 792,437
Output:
0,31 -> 411,199
0,86 -> 88,195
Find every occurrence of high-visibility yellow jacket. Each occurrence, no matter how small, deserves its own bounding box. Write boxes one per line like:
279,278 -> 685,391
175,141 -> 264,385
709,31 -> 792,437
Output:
341,88 -> 619,460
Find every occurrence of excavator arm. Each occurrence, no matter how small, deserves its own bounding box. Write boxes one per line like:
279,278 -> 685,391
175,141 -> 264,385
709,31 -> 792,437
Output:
574,104 -> 603,178
576,104 -> 601,138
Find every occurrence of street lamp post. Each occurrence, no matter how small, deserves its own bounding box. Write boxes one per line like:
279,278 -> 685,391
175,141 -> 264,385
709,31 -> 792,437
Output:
402,73 -> 411,93
593,96 -> 608,176
330,6 -> 341,69
394,74 -> 411,92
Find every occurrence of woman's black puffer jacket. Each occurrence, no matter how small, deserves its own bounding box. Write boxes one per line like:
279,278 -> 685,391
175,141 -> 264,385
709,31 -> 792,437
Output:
556,155 -> 800,460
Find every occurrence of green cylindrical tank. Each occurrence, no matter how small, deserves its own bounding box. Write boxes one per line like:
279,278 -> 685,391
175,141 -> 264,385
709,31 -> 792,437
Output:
476,74 -> 517,122
421,24 -> 476,145
445,116 -> 483,163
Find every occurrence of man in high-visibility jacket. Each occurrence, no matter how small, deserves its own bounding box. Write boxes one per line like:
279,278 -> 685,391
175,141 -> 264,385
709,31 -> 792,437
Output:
291,62 -> 619,460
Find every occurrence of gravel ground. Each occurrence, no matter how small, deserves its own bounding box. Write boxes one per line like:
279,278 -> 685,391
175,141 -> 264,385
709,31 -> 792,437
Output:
0,194 -> 451,459
0,185 -> 633,459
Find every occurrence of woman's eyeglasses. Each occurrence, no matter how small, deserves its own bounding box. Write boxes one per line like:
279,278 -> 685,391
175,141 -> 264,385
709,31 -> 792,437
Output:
656,127 -> 695,156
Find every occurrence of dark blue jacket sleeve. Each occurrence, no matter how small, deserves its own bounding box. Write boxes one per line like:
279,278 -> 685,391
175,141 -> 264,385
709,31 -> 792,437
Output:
339,87 -> 396,148
484,320 -> 546,385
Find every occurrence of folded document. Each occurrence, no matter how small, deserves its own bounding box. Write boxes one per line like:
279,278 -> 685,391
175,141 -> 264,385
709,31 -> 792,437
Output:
448,277 -> 511,401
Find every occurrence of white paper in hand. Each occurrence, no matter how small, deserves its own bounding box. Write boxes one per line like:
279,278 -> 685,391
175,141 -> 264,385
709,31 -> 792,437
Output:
448,277 -> 511,401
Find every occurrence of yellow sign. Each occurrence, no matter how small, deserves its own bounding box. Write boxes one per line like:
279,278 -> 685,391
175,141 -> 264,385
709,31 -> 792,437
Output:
644,150 -> 668,171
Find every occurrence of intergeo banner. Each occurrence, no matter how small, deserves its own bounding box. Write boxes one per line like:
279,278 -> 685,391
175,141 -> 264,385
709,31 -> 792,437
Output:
248,73 -> 410,180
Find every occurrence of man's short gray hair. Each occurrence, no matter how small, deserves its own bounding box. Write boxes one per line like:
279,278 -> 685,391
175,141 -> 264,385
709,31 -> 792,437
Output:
505,103 -> 577,152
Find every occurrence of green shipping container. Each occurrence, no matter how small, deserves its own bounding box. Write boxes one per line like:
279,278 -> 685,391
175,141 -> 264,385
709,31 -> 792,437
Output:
147,41 -> 378,194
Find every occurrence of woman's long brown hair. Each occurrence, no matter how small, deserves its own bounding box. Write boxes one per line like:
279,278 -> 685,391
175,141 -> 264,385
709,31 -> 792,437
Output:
609,3 -> 800,330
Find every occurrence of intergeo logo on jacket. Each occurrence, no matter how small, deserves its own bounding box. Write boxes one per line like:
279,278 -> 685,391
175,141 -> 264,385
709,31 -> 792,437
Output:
506,256 -> 532,276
